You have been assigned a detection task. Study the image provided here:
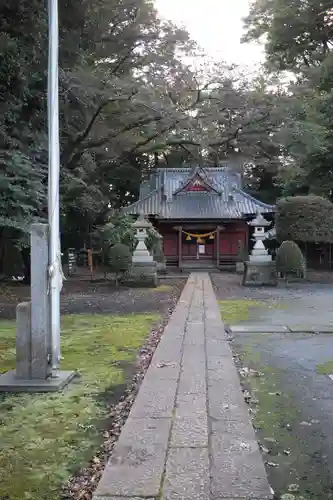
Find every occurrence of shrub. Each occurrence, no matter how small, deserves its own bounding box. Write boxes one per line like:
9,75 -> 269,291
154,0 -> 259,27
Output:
107,243 -> 132,285
276,240 -> 306,279
276,195 -> 333,243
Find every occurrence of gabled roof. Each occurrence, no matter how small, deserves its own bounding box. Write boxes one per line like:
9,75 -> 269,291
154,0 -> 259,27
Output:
174,166 -> 221,194
124,166 -> 274,220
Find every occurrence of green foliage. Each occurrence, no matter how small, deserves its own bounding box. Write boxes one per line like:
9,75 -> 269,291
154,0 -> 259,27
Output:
0,151 -> 47,241
276,196 -> 333,243
95,216 -> 165,265
243,0 -> 333,72
107,243 -> 132,282
146,226 -> 165,263
0,313 -> 158,500
1,243 -> 24,278
0,0 -> 296,269
243,0 -> 333,198
276,240 -> 306,278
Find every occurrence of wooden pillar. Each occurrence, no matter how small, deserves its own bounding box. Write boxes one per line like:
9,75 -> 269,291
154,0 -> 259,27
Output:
178,226 -> 182,269
216,226 -> 221,268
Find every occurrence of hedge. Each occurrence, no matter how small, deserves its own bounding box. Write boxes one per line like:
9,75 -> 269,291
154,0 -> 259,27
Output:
276,195 -> 333,243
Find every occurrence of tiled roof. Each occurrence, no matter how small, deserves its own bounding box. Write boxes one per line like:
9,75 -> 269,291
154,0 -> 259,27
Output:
123,166 -> 274,220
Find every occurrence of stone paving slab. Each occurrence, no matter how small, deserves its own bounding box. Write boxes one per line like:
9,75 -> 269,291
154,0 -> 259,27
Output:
210,418 -> 272,500
170,415 -> 208,447
162,447 -> 210,500
230,324 -> 290,333
231,323 -> 333,334
288,325 -> 333,333
94,417 -> 171,498
94,497 -> 156,500
93,273 -> 272,500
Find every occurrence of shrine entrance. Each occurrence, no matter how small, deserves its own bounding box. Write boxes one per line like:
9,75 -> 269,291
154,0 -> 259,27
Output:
180,227 -> 219,266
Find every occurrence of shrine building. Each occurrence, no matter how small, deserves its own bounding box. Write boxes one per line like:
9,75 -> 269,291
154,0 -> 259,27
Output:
124,165 -> 275,269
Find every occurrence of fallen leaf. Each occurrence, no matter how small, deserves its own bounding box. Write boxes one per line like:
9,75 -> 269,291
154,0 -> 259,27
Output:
288,484 -> 300,493
264,437 -> 277,443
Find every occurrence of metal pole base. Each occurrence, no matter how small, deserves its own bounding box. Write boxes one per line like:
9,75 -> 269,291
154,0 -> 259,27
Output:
0,370 -> 76,393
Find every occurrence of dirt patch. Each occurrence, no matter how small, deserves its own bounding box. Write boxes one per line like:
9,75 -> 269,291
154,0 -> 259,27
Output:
0,278 -> 187,319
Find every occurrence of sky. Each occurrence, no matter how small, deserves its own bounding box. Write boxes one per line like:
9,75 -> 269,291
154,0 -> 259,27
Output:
154,0 -> 264,68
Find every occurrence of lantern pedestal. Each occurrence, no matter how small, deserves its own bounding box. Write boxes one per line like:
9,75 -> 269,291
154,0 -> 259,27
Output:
242,261 -> 277,287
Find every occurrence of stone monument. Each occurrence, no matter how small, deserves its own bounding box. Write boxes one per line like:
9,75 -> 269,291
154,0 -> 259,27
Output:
0,223 -> 75,392
130,215 -> 157,286
242,213 -> 277,286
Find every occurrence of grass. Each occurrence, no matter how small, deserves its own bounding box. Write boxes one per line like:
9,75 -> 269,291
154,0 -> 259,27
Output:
0,313 -> 159,500
149,284 -> 172,293
219,299 -> 265,324
316,360 -> 333,375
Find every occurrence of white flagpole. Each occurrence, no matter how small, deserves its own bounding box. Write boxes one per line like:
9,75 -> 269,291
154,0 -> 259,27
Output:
48,0 -> 61,371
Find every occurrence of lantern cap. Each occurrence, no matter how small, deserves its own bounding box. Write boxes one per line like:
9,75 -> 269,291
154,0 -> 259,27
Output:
248,212 -> 271,227
132,212 -> 152,229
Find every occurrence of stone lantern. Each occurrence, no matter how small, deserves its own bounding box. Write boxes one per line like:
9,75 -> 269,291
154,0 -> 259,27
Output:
248,213 -> 271,263
131,214 -> 157,286
243,213 -> 277,286
132,215 -> 154,264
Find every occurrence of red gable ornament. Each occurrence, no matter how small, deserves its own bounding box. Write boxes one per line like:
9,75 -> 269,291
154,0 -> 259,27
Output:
185,177 -> 209,192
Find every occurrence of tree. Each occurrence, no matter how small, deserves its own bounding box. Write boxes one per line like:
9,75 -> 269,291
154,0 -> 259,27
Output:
243,0 -> 333,197
0,0 -> 290,277
276,195 -> 333,243
243,0 -> 333,73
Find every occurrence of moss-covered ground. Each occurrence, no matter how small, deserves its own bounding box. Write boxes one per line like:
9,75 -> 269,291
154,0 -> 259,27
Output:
316,360 -> 333,375
0,313 -> 158,500
219,299 -> 266,324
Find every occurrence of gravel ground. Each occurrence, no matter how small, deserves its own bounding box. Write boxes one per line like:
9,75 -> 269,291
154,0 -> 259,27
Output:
212,271 -> 333,499
0,278 -> 187,319
233,331 -> 333,500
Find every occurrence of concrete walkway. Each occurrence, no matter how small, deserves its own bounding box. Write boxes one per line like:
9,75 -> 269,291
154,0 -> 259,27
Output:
93,273 -> 272,500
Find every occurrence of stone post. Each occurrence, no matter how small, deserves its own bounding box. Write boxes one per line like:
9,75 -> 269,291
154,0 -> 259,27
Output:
0,223 -> 76,392
30,223 -> 52,379
16,302 -> 32,379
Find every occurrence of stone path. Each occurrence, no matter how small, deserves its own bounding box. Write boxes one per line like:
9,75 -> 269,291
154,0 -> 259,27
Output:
93,273 -> 272,500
